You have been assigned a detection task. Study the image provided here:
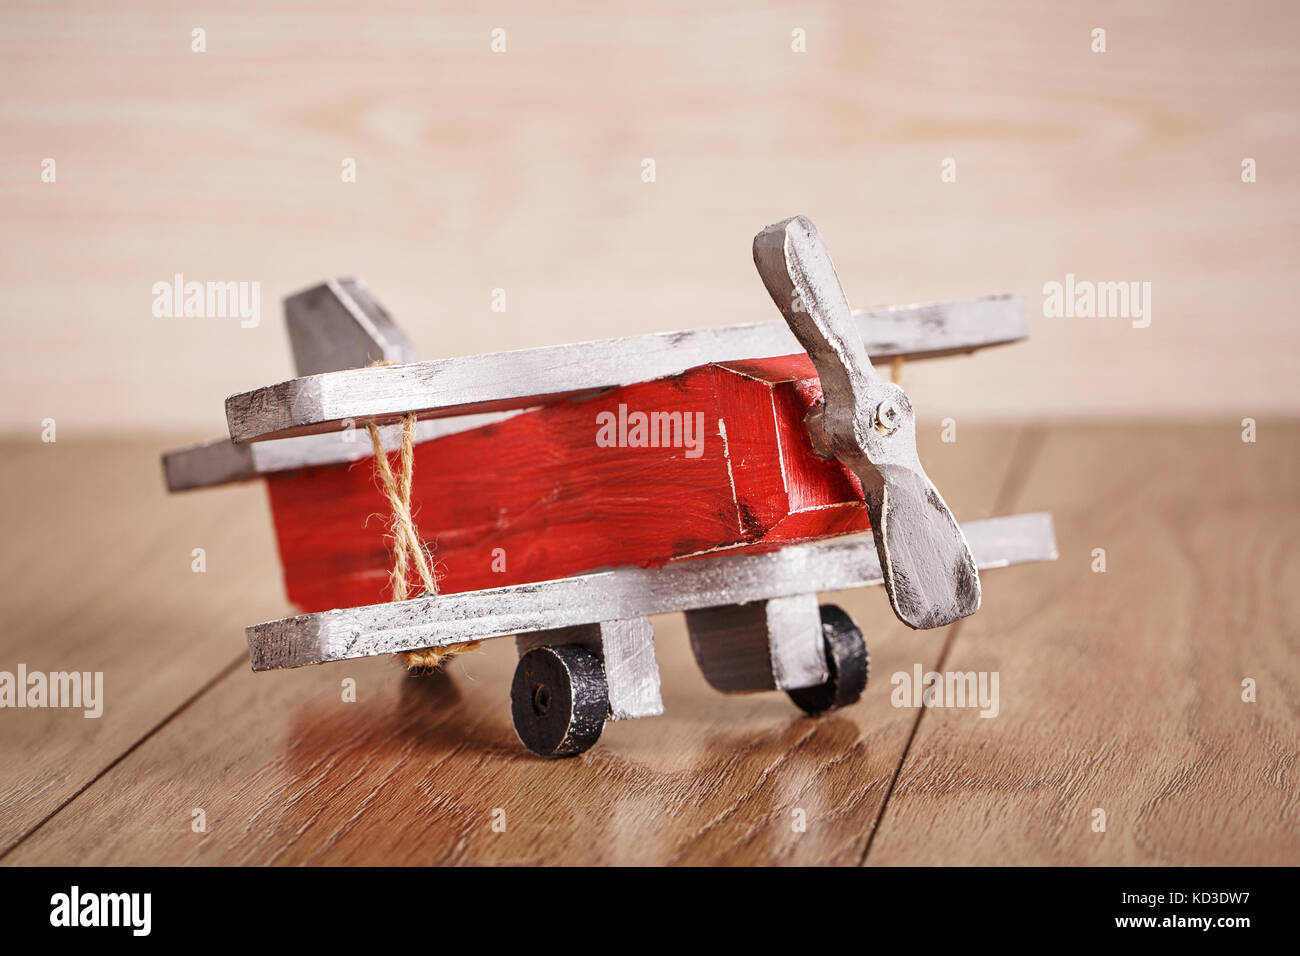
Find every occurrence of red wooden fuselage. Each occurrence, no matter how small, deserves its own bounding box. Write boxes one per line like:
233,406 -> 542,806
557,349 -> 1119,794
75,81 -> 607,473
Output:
265,353 -> 869,613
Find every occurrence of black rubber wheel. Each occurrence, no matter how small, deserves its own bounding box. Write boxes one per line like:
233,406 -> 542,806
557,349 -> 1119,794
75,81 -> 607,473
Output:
511,645 -> 610,758
786,604 -> 869,716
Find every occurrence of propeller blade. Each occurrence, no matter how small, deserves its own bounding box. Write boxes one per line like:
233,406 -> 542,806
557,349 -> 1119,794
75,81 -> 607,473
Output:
753,216 -> 981,628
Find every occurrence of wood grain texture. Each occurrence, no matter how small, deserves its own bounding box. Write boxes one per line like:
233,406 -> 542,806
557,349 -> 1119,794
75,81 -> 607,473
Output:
2,432 -> 1296,866
0,438 -> 283,855
0,424 -> 1021,865
4,425 -> 1295,864
866,423 -> 1300,865
1,0 -> 1297,438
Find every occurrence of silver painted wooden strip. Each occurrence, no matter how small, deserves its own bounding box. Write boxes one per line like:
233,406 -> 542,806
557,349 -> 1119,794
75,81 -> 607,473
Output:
246,512 -> 1057,672
515,618 -> 664,721
765,593 -> 829,691
598,617 -> 664,719
226,295 -> 1026,443
162,411 -> 521,492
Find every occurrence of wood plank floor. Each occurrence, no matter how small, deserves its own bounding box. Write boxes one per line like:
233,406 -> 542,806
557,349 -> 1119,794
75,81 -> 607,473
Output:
0,422 -> 1295,865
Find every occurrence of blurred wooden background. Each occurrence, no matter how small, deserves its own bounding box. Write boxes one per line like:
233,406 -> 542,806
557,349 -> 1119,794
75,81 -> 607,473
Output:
1,0 -> 1297,435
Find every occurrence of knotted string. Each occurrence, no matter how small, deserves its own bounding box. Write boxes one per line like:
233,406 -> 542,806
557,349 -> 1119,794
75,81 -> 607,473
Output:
366,414 -> 478,671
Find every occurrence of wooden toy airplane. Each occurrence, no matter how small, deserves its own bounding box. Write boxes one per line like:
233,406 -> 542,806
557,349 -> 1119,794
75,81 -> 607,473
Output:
163,216 -> 1057,757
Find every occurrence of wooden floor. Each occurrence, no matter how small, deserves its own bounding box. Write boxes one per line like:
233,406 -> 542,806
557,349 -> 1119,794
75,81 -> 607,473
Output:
0,422 -> 1296,865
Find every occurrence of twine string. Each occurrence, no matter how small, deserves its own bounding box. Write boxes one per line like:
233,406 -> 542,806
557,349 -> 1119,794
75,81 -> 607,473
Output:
366,413 -> 477,671
367,415 -> 436,600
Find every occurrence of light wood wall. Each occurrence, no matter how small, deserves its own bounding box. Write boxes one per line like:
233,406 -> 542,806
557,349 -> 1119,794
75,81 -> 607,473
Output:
2,0 -> 1296,434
